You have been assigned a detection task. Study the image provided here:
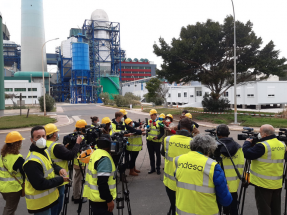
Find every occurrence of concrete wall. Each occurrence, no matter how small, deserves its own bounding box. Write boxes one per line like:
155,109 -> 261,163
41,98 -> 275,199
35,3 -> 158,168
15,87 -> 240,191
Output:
4,80 -> 42,105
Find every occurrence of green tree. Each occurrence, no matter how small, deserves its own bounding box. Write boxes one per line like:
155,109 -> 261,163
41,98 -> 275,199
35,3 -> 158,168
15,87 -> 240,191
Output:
99,92 -> 110,105
144,78 -> 168,105
38,94 -> 55,112
153,16 -> 287,101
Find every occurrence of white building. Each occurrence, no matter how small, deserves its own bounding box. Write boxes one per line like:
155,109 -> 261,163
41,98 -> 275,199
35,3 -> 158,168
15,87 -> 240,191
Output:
4,80 -> 43,105
122,77 -> 287,109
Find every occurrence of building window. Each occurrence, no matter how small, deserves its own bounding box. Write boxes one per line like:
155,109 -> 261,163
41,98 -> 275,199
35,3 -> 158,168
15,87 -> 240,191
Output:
15,88 -> 26,92
196,91 -> 202,96
132,66 -> 139,69
28,88 -> 37,91
168,94 -> 171,97
223,92 -> 229,97
190,95 -> 194,97
145,67 -> 150,69
28,96 -> 37,98
121,66 -> 125,69
247,94 -> 254,97
15,96 -> 26,98
237,94 -> 240,97
125,66 -> 131,69
184,92 -> 187,97
5,88 -> 13,92
139,66 -> 145,69
268,94 -> 275,97
178,93 -> 181,97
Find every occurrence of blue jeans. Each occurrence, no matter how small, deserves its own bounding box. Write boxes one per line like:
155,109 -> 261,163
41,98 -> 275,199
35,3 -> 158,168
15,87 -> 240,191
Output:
34,208 -> 51,215
51,185 -> 65,215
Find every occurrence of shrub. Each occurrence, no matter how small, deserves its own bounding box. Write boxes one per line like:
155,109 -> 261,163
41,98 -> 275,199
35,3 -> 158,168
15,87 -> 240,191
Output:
99,92 -> 110,105
202,93 -> 230,112
38,94 -> 55,112
124,92 -> 141,101
113,95 -> 129,107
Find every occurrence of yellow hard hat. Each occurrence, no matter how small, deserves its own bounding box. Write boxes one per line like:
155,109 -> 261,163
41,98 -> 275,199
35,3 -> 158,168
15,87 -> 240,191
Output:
149,109 -> 157,115
75,119 -> 88,128
185,113 -> 192,119
166,114 -> 173,119
5,131 -> 25,143
159,113 -> 165,118
78,148 -> 94,164
101,117 -> 112,124
45,123 -> 59,136
125,118 -> 133,125
120,109 -> 127,115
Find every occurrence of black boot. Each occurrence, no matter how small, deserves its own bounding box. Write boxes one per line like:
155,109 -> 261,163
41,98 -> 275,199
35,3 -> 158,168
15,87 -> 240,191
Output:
148,169 -> 155,174
157,169 -> 161,175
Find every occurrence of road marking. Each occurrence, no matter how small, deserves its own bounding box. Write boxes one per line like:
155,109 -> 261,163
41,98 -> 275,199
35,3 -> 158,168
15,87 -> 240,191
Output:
72,116 -> 81,122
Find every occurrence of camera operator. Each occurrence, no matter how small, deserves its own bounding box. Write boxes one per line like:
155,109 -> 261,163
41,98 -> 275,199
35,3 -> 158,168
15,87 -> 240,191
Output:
100,117 -> 113,135
72,119 -> 88,204
23,126 -> 69,214
174,134 -> 232,215
163,118 -> 193,215
243,124 -> 286,215
91,116 -> 100,127
146,109 -> 164,175
83,136 -> 116,215
216,124 -> 244,215
124,118 -> 145,176
111,112 -> 131,138
44,123 -> 82,214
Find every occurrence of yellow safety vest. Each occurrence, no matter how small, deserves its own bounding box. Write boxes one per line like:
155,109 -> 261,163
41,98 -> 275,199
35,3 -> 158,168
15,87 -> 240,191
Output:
250,138 -> 286,189
73,135 -> 84,167
111,122 -> 125,135
147,120 -> 162,142
127,134 -> 142,151
83,149 -> 117,202
0,154 -> 23,193
163,135 -> 192,191
222,148 -> 244,193
46,140 -> 69,185
23,150 -> 59,210
174,151 -> 218,215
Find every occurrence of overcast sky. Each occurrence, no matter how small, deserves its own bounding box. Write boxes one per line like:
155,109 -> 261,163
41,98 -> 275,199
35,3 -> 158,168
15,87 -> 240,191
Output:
1,0 -> 286,72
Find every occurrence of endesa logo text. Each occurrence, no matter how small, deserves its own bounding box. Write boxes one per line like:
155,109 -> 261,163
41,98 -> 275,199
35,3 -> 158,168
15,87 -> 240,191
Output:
178,162 -> 203,171
169,141 -> 190,149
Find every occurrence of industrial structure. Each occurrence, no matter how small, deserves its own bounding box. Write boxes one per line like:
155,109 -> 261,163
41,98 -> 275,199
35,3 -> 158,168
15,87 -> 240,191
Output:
0,12 -> 5,116
121,58 -> 156,82
52,9 -> 125,103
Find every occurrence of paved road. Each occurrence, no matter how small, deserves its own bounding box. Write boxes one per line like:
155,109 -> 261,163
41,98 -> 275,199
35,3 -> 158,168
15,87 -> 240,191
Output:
0,104 -> 285,215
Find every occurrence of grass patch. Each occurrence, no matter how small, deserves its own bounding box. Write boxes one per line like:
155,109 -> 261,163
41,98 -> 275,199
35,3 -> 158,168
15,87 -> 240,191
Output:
0,115 -> 56,129
142,107 -> 287,128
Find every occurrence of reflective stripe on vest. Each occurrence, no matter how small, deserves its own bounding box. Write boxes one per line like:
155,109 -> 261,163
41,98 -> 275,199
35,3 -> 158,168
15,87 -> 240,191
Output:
174,152 -> 218,215
85,181 -> 116,191
176,207 -> 218,215
26,154 -> 53,178
224,164 -> 244,169
147,120 -> 162,142
250,139 -> 285,189
163,135 -> 192,191
47,142 -> 64,163
86,169 -> 115,178
26,187 -> 57,199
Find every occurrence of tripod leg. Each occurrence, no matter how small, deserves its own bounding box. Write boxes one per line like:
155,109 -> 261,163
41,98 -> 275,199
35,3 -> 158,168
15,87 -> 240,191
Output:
62,160 -> 73,215
77,161 -> 86,215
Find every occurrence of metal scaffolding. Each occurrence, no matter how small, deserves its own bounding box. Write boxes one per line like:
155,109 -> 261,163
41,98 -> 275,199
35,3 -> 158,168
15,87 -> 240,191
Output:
52,19 -> 125,103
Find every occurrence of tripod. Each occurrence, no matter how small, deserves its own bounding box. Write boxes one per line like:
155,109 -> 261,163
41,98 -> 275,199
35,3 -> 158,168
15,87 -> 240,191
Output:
237,159 -> 251,215
62,159 -> 74,215
76,159 -> 87,215
113,148 -> 132,215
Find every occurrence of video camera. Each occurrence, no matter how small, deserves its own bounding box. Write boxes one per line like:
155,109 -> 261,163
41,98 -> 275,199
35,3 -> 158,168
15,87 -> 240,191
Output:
205,129 -> 222,159
277,128 -> 287,142
63,124 -> 104,150
110,125 -> 129,156
238,127 -> 259,144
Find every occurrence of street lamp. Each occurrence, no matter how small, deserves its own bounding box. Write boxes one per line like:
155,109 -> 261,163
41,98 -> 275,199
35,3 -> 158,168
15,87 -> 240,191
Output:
42,38 -> 59,116
231,0 -> 237,124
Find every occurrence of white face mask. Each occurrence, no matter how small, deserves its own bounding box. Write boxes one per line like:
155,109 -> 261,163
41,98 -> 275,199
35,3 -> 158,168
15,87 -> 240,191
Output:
166,119 -> 171,123
121,118 -> 124,122
96,122 -> 101,126
35,137 -> 47,149
56,133 -> 60,141
257,133 -> 262,140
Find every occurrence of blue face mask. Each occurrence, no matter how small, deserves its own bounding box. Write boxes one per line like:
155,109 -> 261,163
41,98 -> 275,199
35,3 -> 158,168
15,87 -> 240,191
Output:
110,124 -> 112,129
159,117 -> 163,121
132,123 -> 135,127
57,133 -> 60,141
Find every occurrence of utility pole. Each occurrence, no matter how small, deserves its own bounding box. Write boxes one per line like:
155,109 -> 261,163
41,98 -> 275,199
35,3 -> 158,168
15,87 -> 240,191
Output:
0,12 -> 5,116
31,74 -> 33,105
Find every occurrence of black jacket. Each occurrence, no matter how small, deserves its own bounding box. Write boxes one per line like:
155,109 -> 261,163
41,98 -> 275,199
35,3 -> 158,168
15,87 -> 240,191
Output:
53,141 -> 80,161
219,137 -> 241,157
126,124 -> 142,135
23,144 -> 64,214
12,157 -> 25,180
